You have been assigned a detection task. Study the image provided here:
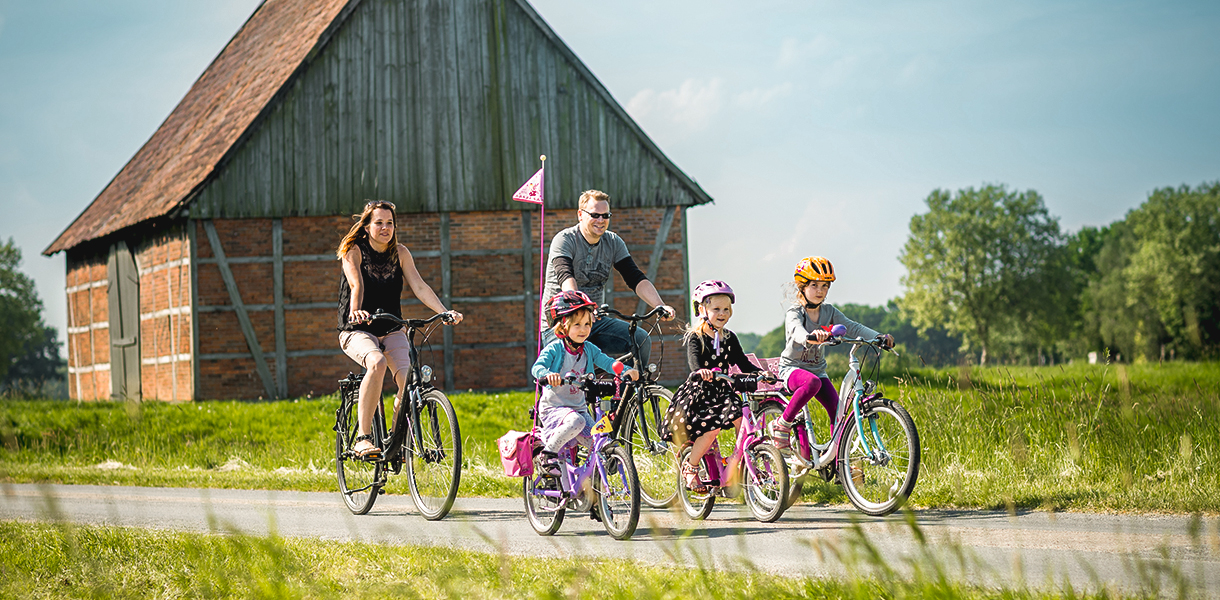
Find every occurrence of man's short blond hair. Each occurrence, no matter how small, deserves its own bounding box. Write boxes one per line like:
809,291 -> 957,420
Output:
578,190 -> 610,211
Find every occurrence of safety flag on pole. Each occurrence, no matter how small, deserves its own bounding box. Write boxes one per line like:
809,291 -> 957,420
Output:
512,161 -> 545,205
513,156 -> 547,403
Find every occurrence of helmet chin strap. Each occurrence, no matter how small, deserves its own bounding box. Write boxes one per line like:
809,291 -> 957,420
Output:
804,301 -> 822,309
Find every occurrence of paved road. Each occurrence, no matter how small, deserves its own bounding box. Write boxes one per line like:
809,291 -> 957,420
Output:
2,483 -> 1217,596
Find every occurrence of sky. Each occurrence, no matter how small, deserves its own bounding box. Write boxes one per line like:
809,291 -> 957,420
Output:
1,0 -> 1218,346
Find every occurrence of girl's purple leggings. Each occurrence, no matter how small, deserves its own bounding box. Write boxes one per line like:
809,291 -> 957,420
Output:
783,370 -> 839,431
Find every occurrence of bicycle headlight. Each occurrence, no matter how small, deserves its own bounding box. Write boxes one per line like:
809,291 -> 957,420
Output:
421,365 -> 433,383
647,363 -> 658,374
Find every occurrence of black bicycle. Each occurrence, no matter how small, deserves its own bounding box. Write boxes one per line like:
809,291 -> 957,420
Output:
334,310 -> 461,520
595,304 -> 679,508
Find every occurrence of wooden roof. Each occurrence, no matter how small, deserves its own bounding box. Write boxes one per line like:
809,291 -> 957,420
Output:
46,0 -> 712,254
44,0 -> 355,255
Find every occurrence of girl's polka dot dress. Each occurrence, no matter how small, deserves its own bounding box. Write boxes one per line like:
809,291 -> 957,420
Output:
661,329 -> 761,445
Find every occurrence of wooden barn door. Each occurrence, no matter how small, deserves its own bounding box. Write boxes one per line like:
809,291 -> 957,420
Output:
107,241 -> 141,400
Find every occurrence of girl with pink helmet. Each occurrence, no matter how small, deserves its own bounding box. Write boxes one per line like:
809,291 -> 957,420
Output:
660,280 -> 764,493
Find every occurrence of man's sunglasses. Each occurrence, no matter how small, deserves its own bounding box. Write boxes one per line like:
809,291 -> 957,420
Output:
582,209 -> 613,220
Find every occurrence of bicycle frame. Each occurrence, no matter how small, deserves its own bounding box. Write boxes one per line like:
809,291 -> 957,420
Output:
699,385 -> 770,488
594,305 -> 668,444
529,405 -> 619,503
366,312 -> 450,466
764,338 -> 893,474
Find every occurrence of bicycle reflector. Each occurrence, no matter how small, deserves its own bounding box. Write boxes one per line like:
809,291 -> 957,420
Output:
421,365 -> 433,383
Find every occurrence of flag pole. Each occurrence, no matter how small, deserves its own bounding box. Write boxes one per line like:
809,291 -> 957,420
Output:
536,155 -> 547,366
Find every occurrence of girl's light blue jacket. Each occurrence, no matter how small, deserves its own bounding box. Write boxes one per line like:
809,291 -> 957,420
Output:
531,339 -> 622,382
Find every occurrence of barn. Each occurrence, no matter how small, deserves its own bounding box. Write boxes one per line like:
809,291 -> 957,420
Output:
44,0 -> 711,401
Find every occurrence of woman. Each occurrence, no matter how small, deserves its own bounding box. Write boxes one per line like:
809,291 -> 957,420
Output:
337,200 -> 463,459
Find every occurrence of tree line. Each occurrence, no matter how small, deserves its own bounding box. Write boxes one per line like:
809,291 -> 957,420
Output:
0,239 -> 65,396
749,181 -> 1220,366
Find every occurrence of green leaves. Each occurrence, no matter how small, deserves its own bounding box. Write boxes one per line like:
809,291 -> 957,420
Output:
899,185 -> 1069,364
0,239 -> 46,384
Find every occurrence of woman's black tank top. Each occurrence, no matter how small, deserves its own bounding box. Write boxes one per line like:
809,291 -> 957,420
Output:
337,238 -> 404,337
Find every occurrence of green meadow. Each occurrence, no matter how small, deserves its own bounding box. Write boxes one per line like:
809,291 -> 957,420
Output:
2,361 -> 1217,513
0,517 -> 1198,599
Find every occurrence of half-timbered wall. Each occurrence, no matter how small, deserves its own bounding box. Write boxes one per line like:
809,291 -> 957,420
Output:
189,206 -> 689,400
135,228 -> 193,400
65,252 -> 110,400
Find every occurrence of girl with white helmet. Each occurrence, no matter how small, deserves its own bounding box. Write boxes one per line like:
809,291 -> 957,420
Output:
660,280 -> 764,493
770,257 -> 894,449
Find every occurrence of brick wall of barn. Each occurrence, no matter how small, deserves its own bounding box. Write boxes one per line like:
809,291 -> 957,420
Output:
64,252 -> 110,400
190,206 -> 690,400
64,226 -> 194,401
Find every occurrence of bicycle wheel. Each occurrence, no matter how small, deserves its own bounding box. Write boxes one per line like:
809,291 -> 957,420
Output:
758,401 -> 804,510
676,446 -> 715,520
837,397 -> 920,516
523,464 -> 565,536
335,396 -> 382,515
625,385 -> 679,508
742,442 -> 789,522
403,389 -> 462,520
596,445 -> 640,540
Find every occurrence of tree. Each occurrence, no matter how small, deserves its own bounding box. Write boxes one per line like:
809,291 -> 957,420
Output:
0,239 -> 64,395
899,185 -> 1068,365
1085,182 -> 1220,360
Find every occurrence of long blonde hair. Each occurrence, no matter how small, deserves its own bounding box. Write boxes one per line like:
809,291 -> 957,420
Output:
336,200 -> 400,267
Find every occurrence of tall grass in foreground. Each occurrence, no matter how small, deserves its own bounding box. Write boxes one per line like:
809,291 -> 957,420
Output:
2,361 -> 1218,512
0,518 -> 1196,599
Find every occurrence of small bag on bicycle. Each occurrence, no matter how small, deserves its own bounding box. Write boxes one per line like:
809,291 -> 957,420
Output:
498,430 -> 536,477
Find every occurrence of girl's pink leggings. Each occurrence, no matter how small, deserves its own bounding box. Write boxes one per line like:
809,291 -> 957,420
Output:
783,370 -> 840,431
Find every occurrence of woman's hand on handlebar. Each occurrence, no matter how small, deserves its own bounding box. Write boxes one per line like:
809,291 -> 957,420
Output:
658,305 -> 676,321
442,310 -> 463,325
804,329 -> 830,345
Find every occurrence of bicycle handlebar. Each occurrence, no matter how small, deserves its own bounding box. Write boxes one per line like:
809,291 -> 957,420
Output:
597,304 -> 669,322
370,309 -> 456,328
820,335 -> 900,356
706,370 -> 777,391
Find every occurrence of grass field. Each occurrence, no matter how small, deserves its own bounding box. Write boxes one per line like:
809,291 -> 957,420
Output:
2,361 -> 1217,512
0,518 -> 1191,599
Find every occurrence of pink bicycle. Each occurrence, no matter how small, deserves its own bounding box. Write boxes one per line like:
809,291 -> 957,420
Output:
676,371 -> 790,522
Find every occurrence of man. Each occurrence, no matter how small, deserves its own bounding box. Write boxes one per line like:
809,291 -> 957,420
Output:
540,189 -> 675,367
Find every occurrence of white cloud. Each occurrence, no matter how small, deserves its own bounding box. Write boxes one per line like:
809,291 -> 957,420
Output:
626,78 -> 725,132
776,35 -> 834,70
733,82 -> 793,109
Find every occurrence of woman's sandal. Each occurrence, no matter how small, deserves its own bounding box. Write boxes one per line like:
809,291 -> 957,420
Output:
353,434 -> 383,460
681,460 -> 708,494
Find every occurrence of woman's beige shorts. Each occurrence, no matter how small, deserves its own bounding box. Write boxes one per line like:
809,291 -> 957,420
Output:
339,329 -> 412,377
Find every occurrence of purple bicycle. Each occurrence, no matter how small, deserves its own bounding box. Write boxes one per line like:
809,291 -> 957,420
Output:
523,373 -> 641,541
676,371 -> 790,522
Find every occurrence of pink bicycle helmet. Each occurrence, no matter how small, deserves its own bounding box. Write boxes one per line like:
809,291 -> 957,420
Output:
691,280 -> 735,315
546,290 -> 598,327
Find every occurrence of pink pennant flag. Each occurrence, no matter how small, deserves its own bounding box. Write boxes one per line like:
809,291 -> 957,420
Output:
512,166 -> 545,205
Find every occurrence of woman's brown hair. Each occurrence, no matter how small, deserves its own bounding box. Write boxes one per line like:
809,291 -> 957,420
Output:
336,200 -> 400,267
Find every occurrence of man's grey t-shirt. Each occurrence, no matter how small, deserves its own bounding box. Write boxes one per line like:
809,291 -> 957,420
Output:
541,225 -> 631,314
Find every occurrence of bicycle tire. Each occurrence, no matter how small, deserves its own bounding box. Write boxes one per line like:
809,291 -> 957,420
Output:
676,446 -> 715,520
596,445 -> 640,540
404,389 -> 462,520
758,400 -> 805,510
837,397 -> 920,516
523,465 -> 565,536
742,442 -> 789,523
335,395 -> 382,515
625,385 -> 679,508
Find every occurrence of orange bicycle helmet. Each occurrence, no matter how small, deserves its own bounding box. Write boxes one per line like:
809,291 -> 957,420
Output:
794,256 -> 835,284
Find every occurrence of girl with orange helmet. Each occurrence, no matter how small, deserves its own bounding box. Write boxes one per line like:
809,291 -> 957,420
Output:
770,257 -> 894,449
